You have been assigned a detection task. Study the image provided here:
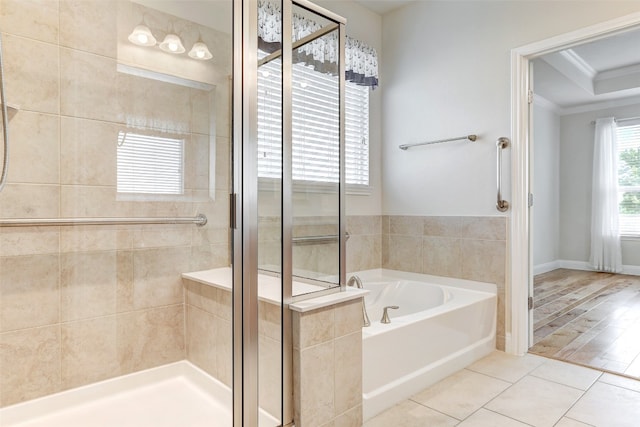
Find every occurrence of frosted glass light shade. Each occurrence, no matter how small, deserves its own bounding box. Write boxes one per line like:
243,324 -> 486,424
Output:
159,34 -> 185,54
188,42 -> 213,60
128,25 -> 156,47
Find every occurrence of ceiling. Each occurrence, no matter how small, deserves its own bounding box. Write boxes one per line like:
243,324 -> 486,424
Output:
533,28 -> 640,113
353,0 -> 414,15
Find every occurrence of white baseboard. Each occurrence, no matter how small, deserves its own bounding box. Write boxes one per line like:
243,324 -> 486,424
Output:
534,259 -> 640,277
533,261 -> 561,275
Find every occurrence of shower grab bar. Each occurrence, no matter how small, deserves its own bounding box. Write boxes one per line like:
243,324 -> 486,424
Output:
399,134 -> 477,150
496,137 -> 509,212
0,214 -> 208,228
293,231 -> 349,245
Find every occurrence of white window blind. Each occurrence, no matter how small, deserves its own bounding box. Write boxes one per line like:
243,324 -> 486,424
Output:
617,122 -> 640,235
257,55 -> 369,188
116,131 -> 184,195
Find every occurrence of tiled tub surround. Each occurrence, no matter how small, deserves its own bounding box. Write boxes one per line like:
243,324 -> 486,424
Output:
0,0 -> 231,408
357,269 -> 496,421
182,267 -> 367,427
379,215 -> 507,350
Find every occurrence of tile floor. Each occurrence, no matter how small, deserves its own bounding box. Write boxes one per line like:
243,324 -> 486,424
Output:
529,269 -> 640,377
364,351 -> 640,427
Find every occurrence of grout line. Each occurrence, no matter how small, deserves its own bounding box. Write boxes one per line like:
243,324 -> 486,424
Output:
481,407 -> 536,426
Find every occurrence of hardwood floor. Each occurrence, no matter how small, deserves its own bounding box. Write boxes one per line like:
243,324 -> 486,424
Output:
529,268 -> 640,378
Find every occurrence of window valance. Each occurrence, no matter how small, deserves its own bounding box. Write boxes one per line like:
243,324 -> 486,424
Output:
257,0 -> 379,89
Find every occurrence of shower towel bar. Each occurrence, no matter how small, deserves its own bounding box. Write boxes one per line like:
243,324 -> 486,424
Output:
0,214 -> 208,227
293,231 -> 349,245
399,134 -> 477,150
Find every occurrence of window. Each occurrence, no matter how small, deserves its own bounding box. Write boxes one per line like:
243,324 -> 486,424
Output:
257,56 -> 370,190
617,122 -> 640,235
117,131 -> 184,195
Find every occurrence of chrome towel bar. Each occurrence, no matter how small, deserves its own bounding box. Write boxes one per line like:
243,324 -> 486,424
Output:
496,137 -> 509,212
0,214 -> 208,227
399,134 -> 477,150
292,231 -> 350,245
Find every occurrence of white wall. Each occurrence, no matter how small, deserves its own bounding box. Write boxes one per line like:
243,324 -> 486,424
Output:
532,101 -> 560,268
559,103 -> 640,265
381,1 -> 640,216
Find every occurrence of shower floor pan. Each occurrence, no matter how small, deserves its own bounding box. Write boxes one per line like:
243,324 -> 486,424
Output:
0,361 -> 279,427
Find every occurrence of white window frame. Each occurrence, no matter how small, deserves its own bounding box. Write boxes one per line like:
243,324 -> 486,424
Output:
257,53 -> 371,195
617,120 -> 640,237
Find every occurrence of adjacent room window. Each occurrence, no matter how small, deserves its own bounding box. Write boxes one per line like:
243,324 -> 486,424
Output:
117,131 -> 185,195
617,122 -> 640,235
257,56 -> 370,190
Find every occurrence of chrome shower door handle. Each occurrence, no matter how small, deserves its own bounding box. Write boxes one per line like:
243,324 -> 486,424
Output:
496,137 -> 510,212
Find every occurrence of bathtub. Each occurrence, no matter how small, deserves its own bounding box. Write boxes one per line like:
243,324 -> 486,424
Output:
358,269 -> 497,421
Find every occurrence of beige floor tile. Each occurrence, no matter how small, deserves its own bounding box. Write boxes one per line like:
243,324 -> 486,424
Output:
598,373 -> 640,392
363,400 -> 458,427
554,418 -> 594,427
411,369 -> 511,420
485,375 -> 584,427
566,382 -> 640,427
456,408 -> 530,427
467,351 -> 545,383
529,358 -> 601,390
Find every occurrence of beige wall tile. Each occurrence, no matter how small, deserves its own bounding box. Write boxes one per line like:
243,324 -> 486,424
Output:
216,317 -> 232,387
460,239 -> 506,286
7,112 -> 59,184
334,332 -> 362,416
383,235 -> 422,273
0,184 -> 60,219
190,243 -> 230,272
423,216 -> 463,237
347,215 -> 381,236
61,185 -> 132,218
60,48 -> 125,123
192,225 -> 229,247
334,300 -> 364,338
215,137 -> 230,191
0,0 -> 59,43
60,251 -> 118,321
115,250 -> 134,313
259,335 -> 282,419
190,88 -> 213,135
333,405 -> 362,427
214,79 -> 231,139
389,215 -> 423,235
294,306 -> 335,349
296,340 -> 335,427
132,226 -> 192,249
461,216 -> 507,241
0,325 -> 61,407
216,289 -> 232,321
60,117 -> 118,186
129,247 -> 190,310
347,235 -> 381,273
59,0 -> 117,58
259,300 -> 281,342
422,236 -> 461,278
186,304 -> 217,378
60,227 -> 133,253
117,305 -> 185,374
0,254 -> 59,332
3,34 -> 59,114
0,227 -> 60,257
61,316 -> 119,390
185,134 -> 210,191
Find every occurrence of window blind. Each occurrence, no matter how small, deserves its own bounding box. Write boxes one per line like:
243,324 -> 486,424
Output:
116,131 -> 184,195
617,123 -> 640,235
257,55 -> 369,187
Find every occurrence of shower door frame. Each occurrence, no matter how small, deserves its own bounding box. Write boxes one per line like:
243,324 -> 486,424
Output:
233,0 -> 347,425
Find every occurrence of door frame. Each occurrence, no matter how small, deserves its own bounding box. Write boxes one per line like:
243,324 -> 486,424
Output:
508,11 -> 640,356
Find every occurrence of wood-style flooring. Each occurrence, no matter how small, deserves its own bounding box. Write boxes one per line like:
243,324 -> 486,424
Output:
529,268 -> 640,378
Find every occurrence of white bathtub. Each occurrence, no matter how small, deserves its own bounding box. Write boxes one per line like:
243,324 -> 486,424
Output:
358,269 -> 497,421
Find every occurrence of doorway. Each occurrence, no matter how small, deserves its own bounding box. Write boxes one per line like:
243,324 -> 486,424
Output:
510,12 -> 640,365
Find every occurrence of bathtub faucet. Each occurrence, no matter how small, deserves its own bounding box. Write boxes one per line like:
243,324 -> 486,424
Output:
347,275 -> 371,327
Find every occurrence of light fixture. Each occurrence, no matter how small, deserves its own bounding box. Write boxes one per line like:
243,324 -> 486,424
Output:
159,33 -> 185,54
128,24 -> 156,47
188,41 -> 213,60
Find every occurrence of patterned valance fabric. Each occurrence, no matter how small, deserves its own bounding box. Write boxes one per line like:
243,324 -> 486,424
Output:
257,0 -> 379,89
